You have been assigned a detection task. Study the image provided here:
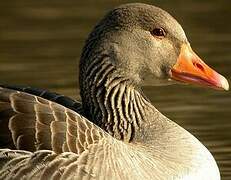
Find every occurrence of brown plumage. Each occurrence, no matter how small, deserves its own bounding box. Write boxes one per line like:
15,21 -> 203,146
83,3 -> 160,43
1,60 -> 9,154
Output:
0,3 -> 225,180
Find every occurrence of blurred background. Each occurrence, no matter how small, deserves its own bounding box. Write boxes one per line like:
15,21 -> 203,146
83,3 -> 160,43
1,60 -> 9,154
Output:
0,0 -> 230,178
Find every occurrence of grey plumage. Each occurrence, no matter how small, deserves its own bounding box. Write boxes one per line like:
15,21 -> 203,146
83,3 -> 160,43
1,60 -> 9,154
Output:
0,3 -> 220,180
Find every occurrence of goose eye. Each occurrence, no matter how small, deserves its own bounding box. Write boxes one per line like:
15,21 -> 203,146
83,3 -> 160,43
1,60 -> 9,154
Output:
151,28 -> 166,38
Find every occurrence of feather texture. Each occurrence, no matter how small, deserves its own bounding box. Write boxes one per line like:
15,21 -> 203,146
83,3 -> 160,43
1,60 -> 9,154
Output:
0,86 -> 104,154
0,3 -> 221,180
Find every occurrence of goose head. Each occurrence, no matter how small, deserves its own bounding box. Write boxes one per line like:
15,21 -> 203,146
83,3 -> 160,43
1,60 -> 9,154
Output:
80,3 -> 229,91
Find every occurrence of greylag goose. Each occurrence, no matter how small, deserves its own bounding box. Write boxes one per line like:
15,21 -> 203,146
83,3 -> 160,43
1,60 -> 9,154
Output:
0,3 -> 229,180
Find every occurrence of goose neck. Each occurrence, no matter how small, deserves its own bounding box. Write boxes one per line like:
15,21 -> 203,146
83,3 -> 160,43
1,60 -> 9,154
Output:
80,55 -> 155,141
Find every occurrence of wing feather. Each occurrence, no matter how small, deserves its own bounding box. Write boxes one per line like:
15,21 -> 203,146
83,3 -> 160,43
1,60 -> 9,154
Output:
0,86 -> 108,155
0,86 -> 132,179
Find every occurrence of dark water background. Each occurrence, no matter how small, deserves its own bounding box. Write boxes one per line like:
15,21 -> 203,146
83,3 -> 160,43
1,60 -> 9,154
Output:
0,0 -> 230,179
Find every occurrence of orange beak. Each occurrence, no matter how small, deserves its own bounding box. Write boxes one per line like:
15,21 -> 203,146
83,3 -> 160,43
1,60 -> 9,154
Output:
170,44 -> 229,91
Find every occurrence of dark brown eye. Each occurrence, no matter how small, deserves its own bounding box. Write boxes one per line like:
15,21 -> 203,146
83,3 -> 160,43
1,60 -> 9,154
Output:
151,28 -> 166,38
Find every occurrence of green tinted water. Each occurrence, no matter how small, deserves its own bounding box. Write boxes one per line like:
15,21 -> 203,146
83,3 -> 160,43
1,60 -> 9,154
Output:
0,0 -> 230,178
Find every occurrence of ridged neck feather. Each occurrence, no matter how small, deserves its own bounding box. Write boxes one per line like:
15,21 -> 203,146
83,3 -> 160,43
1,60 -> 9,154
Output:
79,27 -> 156,142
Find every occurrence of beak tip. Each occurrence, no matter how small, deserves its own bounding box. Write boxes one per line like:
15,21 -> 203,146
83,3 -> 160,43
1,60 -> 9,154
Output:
220,76 -> 229,91
223,82 -> 229,91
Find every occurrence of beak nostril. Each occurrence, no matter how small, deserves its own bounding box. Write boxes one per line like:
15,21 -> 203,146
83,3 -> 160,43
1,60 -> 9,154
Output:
193,62 -> 205,72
